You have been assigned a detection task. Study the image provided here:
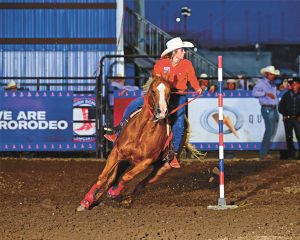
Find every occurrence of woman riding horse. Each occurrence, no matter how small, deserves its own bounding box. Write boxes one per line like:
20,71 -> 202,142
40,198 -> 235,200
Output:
77,76 -> 172,211
104,37 -> 203,168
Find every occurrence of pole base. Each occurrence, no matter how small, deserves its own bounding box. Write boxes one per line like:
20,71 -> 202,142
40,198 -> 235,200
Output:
207,198 -> 238,210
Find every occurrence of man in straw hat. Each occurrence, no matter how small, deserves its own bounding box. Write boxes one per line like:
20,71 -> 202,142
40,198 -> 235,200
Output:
252,65 -> 280,160
104,37 -> 202,168
225,79 -> 238,90
4,80 -> 17,90
199,73 -> 216,93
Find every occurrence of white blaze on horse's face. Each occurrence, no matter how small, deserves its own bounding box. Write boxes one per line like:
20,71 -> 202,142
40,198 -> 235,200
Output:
156,83 -> 167,119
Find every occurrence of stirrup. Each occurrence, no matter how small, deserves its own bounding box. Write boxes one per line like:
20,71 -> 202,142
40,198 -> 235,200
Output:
104,127 -> 115,135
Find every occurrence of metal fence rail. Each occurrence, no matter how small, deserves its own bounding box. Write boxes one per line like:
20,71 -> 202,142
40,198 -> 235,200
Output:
0,77 -> 97,92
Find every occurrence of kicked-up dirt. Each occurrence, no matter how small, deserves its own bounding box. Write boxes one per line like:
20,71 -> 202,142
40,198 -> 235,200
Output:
0,156 -> 299,240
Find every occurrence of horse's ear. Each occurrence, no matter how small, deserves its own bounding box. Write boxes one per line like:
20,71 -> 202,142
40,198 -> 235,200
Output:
153,73 -> 161,79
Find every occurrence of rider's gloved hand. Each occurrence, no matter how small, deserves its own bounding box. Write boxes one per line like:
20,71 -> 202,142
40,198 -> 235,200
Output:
196,88 -> 203,95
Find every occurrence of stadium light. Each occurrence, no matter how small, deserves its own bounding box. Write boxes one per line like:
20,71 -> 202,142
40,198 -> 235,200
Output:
181,7 -> 191,32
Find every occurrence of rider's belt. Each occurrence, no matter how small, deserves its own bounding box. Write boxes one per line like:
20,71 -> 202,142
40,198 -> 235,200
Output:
171,88 -> 185,93
286,115 -> 297,119
261,104 -> 276,109
177,89 -> 185,93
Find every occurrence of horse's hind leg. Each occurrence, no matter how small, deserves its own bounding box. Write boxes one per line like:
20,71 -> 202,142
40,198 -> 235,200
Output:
133,160 -> 164,194
134,161 -> 172,195
77,149 -> 120,211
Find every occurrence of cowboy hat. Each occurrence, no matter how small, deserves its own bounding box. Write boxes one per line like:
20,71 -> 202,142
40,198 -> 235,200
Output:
161,37 -> 194,57
200,73 -> 208,78
5,80 -> 17,89
227,79 -> 237,84
260,66 -> 280,76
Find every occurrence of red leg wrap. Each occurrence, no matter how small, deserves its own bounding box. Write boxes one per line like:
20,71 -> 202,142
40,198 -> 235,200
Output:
80,183 -> 100,209
107,182 -> 124,198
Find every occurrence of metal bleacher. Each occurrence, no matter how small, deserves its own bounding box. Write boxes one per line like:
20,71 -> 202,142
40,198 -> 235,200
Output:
124,7 -> 232,77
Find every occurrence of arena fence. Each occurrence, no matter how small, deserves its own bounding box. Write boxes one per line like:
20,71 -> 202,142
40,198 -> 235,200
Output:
1,56 -> 296,158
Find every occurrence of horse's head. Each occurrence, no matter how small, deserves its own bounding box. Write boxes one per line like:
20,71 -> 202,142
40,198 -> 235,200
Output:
146,75 -> 171,120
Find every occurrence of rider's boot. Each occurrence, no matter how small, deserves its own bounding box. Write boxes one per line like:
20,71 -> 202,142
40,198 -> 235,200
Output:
104,132 -> 118,142
79,183 -> 101,209
169,153 -> 181,168
104,118 -> 129,142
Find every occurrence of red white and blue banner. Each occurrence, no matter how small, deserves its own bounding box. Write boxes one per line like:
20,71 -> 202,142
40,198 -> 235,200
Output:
0,91 -> 95,151
188,90 -> 296,150
1,90 -> 296,152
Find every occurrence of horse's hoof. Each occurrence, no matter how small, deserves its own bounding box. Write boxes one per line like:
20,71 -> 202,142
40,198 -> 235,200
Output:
107,191 -> 117,199
76,204 -> 87,212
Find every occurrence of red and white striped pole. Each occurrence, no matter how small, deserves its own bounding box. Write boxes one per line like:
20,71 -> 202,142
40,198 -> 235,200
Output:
217,56 -> 226,206
208,56 -> 237,210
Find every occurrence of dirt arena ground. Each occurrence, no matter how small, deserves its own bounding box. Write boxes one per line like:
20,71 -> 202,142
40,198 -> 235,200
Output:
0,153 -> 299,240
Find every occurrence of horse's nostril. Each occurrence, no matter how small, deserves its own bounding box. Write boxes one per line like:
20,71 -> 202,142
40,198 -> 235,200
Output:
157,108 -> 161,114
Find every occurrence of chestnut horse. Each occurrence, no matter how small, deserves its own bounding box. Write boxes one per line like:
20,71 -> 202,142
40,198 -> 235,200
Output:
77,76 -> 173,211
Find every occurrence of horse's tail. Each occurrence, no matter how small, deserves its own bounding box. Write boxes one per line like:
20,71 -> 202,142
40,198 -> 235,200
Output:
184,115 -> 207,160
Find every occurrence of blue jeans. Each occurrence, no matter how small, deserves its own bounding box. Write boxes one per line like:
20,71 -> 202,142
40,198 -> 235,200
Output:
122,97 -> 144,120
170,94 -> 187,153
260,107 -> 279,158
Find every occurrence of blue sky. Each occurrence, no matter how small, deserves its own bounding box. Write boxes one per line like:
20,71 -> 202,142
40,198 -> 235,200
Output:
127,0 -> 300,45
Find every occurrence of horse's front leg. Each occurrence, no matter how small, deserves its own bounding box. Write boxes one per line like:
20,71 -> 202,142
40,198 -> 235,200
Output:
77,149 -> 120,211
107,158 -> 153,198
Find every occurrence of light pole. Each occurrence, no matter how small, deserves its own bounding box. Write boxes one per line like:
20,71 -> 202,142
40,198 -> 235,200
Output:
255,43 -> 261,61
297,55 -> 300,76
181,7 -> 191,33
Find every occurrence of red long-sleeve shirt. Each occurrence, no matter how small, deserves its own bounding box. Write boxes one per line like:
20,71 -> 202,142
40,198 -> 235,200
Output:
153,58 -> 200,91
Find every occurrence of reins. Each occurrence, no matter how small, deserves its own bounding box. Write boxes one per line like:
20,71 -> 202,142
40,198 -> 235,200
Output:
143,95 -> 154,119
168,91 -> 202,115
143,88 -> 202,118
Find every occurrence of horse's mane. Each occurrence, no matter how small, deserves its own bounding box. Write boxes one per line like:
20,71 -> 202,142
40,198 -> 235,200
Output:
142,77 -> 153,92
142,74 -> 170,93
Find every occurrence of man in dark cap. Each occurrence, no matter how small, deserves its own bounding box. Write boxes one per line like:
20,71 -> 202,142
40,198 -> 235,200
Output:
278,77 -> 300,159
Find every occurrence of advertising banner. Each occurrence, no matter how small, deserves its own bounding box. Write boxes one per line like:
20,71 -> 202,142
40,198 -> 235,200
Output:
0,91 -> 95,151
188,90 -> 295,150
113,90 -> 142,126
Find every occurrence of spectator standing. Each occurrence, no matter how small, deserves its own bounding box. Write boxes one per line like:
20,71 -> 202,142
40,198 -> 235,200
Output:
252,66 -> 280,160
278,78 -> 290,91
4,80 -> 17,90
225,79 -> 237,90
278,78 -> 300,159
199,73 -> 216,93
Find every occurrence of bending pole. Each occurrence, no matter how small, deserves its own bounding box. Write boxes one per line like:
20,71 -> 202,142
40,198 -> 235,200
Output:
207,56 -> 237,210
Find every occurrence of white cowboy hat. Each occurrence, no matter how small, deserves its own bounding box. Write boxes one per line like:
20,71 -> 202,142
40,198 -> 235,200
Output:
227,79 -> 237,84
260,66 -> 280,76
161,37 -> 194,57
5,80 -> 17,89
200,73 -> 208,78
